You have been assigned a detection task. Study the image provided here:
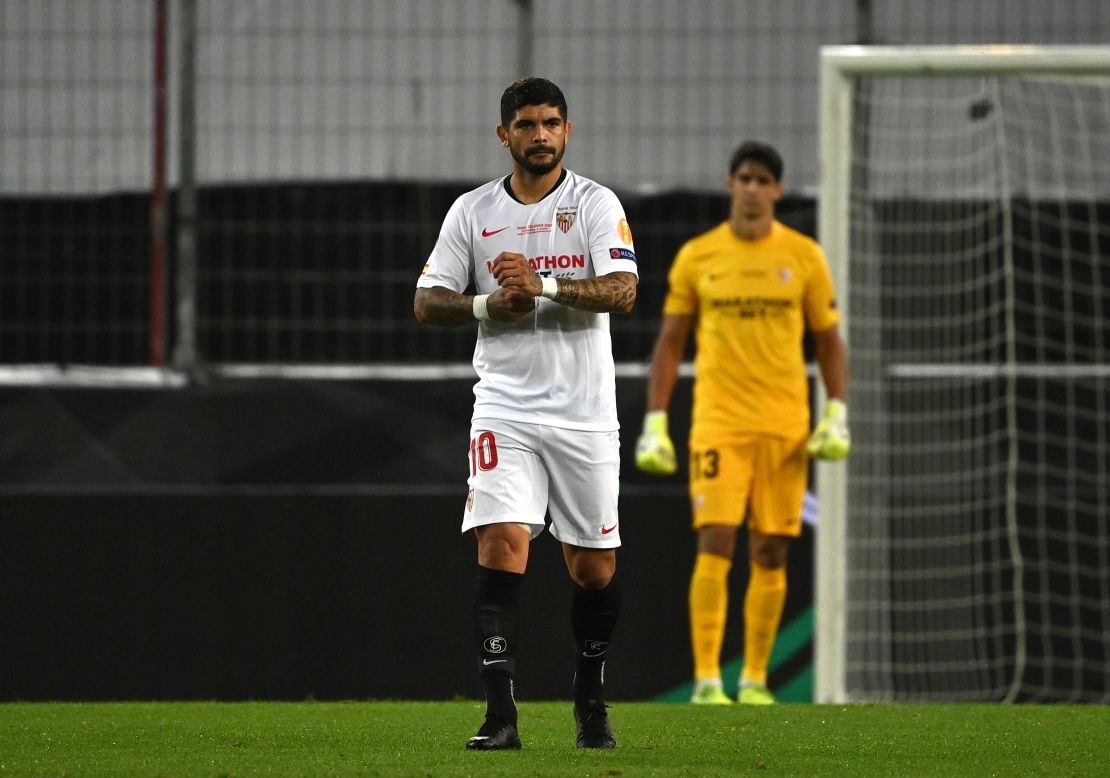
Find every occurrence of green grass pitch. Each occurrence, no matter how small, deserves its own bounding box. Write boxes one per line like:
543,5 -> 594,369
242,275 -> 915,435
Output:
2,700 -> 1107,776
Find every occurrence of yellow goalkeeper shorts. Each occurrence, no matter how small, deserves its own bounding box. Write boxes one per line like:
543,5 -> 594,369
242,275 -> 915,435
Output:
687,432 -> 807,537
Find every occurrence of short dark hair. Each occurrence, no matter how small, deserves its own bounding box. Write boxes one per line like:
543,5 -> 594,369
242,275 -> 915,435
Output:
728,140 -> 783,181
500,77 -> 568,128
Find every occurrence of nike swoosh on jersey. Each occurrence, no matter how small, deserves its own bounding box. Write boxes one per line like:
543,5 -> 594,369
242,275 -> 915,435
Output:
482,659 -> 508,665
482,226 -> 509,237
601,523 -> 618,535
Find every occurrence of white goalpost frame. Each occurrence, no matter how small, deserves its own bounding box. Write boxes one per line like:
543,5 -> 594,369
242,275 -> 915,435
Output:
815,44 -> 1110,704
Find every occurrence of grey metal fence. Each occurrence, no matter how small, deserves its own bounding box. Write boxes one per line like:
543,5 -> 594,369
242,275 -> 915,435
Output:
2,0 -> 1107,376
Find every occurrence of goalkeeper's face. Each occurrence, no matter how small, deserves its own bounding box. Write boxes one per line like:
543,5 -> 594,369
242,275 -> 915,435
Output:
497,104 -> 571,176
728,160 -> 784,220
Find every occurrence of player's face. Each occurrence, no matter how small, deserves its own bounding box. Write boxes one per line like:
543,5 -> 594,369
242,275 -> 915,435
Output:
727,160 -> 784,219
498,104 -> 571,176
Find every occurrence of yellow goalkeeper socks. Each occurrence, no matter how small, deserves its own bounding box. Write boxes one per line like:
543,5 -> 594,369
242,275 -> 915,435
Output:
689,552 -> 732,682
741,562 -> 787,686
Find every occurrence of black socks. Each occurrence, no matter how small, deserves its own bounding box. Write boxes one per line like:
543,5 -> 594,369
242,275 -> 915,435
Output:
474,565 -> 523,724
571,577 -> 621,707
474,566 -> 622,718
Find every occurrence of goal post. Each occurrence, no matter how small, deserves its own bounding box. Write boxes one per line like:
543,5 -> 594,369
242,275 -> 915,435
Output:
816,45 -> 1110,703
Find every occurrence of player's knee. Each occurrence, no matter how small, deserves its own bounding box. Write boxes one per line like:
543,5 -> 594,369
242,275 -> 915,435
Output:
749,533 -> 790,568
697,524 -> 737,558
476,524 -> 530,573
567,550 -> 616,589
574,568 -> 614,589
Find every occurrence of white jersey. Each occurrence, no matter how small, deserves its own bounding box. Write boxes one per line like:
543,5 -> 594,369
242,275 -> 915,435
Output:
417,169 -> 638,431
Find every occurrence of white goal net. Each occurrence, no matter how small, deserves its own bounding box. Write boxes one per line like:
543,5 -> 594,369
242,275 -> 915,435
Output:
817,46 -> 1110,703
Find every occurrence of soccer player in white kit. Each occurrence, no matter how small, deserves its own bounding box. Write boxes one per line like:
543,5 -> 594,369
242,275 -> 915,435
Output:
414,77 -> 638,751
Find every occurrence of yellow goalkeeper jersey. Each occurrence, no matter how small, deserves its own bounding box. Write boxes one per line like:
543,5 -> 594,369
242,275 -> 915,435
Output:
663,220 -> 840,440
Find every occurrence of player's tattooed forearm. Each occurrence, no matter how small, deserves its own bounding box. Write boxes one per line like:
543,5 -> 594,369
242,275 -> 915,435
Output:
416,289 -> 479,326
555,272 -> 637,313
423,297 -> 476,325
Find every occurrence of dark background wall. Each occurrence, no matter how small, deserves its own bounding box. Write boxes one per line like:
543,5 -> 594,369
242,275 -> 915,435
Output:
0,379 -> 816,702
0,181 -> 820,702
0,184 -> 816,366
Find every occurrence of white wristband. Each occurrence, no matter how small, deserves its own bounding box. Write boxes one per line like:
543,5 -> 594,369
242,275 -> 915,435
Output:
472,294 -> 491,321
541,276 -> 559,300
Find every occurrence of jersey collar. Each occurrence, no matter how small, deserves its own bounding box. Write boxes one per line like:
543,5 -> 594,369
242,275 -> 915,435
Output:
502,168 -> 568,204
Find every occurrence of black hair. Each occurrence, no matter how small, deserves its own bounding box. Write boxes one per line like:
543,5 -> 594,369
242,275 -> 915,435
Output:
728,140 -> 784,181
500,77 -> 568,127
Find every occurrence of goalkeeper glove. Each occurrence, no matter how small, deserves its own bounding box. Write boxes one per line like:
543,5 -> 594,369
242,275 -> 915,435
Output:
635,410 -> 678,475
807,399 -> 851,460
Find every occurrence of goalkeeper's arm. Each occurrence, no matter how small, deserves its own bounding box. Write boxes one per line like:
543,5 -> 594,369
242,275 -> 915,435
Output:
807,324 -> 851,460
635,313 -> 693,476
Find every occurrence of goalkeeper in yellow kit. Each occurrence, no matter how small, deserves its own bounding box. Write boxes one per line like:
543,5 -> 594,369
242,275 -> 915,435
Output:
635,141 -> 849,705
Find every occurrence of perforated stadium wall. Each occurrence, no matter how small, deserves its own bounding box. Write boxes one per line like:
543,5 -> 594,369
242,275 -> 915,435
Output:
3,0 -> 1108,370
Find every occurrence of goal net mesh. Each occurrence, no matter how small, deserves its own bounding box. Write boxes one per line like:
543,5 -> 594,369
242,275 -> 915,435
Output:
845,73 -> 1109,702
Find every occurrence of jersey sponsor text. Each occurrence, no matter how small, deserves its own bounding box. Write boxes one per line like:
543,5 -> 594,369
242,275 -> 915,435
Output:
485,254 -> 585,274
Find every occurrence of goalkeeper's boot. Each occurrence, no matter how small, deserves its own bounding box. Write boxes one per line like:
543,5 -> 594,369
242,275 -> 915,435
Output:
574,701 -> 616,749
465,715 -> 522,750
690,682 -> 734,705
737,682 -> 776,705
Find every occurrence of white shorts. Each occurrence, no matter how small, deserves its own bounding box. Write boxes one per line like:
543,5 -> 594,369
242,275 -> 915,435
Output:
462,418 -> 622,549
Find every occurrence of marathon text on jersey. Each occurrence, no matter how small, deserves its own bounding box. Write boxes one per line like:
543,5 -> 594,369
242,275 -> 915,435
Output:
485,254 -> 586,274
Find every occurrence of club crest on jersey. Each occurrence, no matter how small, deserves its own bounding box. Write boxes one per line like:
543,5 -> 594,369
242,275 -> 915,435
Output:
556,206 -> 577,233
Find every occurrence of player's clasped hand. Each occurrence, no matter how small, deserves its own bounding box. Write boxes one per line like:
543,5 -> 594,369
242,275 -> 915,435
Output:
806,399 -> 851,460
487,287 -> 536,321
491,251 -> 543,296
635,410 -> 678,475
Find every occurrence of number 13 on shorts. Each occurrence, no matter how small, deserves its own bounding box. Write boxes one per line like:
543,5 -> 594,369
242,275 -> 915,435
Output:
690,447 -> 720,480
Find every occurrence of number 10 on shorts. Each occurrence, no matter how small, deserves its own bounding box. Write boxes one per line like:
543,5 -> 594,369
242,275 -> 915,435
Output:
470,431 -> 499,475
